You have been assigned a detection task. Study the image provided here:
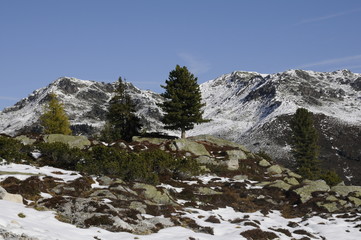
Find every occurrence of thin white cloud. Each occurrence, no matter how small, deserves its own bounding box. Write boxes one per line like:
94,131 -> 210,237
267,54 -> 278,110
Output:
178,52 -> 211,75
297,8 -> 361,25
297,54 -> 361,69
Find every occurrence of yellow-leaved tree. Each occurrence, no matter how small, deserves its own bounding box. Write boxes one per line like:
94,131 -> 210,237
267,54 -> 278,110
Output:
40,92 -> 72,135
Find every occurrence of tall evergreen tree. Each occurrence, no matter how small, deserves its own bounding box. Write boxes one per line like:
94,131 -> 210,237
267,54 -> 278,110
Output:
40,92 -> 72,135
290,108 -> 320,179
105,77 -> 142,142
159,65 -> 209,138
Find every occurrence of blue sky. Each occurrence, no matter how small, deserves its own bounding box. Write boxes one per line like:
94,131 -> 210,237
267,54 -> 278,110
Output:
1,0 -> 361,110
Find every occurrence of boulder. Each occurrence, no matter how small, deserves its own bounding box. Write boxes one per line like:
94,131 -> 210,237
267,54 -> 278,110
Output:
348,196 -> 361,207
331,185 -> 361,197
284,177 -> 300,186
196,156 -> 218,165
44,134 -> 91,149
0,186 -> 23,204
197,187 -> 222,195
132,136 -> 168,145
133,183 -> 176,205
223,159 -> 239,170
293,180 -> 330,203
188,135 -> 250,153
226,150 -> 247,161
171,139 -> 210,156
267,165 -> 283,175
259,159 -> 271,167
316,202 -> 339,213
233,175 -> 248,181
15,135 -> 36,145
267,180 -> 292,191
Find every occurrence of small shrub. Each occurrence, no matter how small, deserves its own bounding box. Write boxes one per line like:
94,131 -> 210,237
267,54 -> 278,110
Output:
18,213 -> 26,218
36,142 -> 90,170
0,135 -> 27,163
320,170 -> 342,186
240,228 -> 278,239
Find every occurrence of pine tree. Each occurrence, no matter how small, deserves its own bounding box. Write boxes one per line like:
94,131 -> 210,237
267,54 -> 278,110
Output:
40,92 -> 72,135
105,77 -> 142,142
290,108 -> 320,179
159,65 -> 209,138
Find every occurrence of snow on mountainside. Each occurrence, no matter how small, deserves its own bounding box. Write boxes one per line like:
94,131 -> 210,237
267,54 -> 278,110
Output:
1,69 -> 361,184
0,77 -> 163,136
191,69 -> 361,138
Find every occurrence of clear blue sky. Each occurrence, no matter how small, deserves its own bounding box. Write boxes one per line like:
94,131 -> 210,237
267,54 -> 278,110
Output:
1,0 -> 361,110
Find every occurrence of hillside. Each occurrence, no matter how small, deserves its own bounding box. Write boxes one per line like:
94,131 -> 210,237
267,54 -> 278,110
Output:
0,134 -> 361,239
0,69 -> 360,185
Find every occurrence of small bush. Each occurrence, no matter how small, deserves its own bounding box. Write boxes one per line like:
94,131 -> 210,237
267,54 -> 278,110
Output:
18,213 -> 26,218
320,170 -> 342,186
0,135 -> 27,163
36,142 -> 90,170
76,146 -> 200,184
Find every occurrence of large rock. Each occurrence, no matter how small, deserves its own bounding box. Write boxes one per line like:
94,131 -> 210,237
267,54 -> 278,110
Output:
293,180 -> 330,203
133,183 -> 176,205
44,134 -> 91,149
171,139 -> 210,156
0,186 -> 23,204
15,135 -> 36,145
267,180 -> 292,191
132,136 -> 168,145
188,135 -> 250,152
331,185 -> 361,197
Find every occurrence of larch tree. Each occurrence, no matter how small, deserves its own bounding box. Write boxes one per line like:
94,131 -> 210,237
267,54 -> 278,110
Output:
40,92 -> 72,135
105,77 -> 142,142
159,65 -> 209,138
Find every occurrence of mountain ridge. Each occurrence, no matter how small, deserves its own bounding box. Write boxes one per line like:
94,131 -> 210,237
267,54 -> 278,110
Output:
1,69 -> 360,184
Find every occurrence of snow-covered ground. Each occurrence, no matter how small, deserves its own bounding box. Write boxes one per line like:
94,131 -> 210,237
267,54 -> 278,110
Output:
1,162 -> 361,240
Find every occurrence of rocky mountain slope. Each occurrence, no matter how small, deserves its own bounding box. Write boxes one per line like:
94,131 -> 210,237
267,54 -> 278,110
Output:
0,77 -> 163,136
0,69 -> 360,185
1,134 -> 361,239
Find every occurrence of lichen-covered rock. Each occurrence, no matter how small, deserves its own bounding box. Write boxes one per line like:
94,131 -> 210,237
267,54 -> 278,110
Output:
0,186 -> 23,204
331,185 -> 361,197
196,156 -> 218,165
348,196 -> 361,207
284,177 -> 300,186
226,150 -> 247,160
133,183 -> 176,205
15,135 -> 36,145
285,170 -> 302,179
171,139 -> 210,156
223,159 -> 239,170
132,136 -> 168,145
44,134 -> 91,149
267,165 -> 283,175
293,180 -> 330,203
259,159 -> 271,167
267,180 -> 292,191
316,202 -> 339,213
233,175 -> 248,181
188,135 -> 250,153
197,187 -> 222,195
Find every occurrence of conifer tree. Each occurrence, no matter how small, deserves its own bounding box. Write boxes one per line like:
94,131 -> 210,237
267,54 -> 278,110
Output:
159,65 -> 209,138
40,92 -> 72,135
290,108 -> 320,179
105,77 -> 142,142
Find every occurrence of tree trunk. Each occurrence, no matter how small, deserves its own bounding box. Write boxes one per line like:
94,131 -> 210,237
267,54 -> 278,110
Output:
181,129 -> 186,139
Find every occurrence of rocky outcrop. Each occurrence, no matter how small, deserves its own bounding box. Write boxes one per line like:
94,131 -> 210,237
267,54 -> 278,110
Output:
43,134 -> 91,149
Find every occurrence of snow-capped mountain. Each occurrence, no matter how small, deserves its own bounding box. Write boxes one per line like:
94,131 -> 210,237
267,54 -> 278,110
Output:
190,69 -> 361,184
0,77 -> 164,136
1,69 -> 361,184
